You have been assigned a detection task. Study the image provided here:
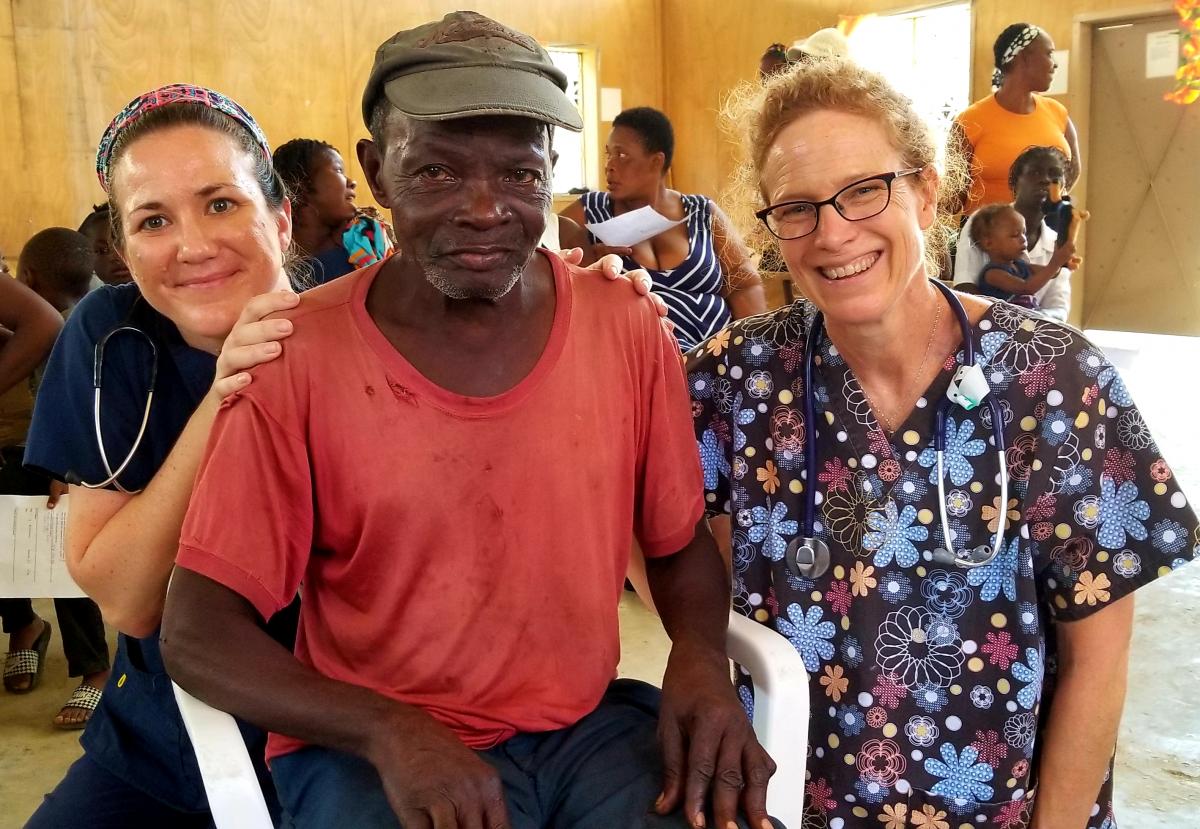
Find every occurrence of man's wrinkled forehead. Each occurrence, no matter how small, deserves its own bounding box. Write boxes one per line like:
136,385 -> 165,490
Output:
386,112 -> 550,159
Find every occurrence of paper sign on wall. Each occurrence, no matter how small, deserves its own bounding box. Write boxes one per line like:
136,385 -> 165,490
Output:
600,87 -> 623,122
1146,30 -> 1181,79
1047,50 -> 1070,95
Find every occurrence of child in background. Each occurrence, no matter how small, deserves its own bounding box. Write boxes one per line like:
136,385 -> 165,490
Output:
2,228 -> 111,729
272,138 -> 394,284
78,205 -> 132,286
970,202 -> 1078,308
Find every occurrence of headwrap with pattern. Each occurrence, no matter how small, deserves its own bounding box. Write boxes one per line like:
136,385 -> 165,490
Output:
993,25 -> 1043,87
95,84 -> 270,192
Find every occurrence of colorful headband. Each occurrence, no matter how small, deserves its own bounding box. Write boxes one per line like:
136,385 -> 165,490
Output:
992,26 -> 1043,86
95,84 -> 271,192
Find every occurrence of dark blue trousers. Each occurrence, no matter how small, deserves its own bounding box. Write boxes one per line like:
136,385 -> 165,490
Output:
274,679 -> 785,829
24,753 -> 215,829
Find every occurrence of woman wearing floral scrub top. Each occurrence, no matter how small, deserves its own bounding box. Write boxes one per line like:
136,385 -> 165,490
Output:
690,60 -> 1198,829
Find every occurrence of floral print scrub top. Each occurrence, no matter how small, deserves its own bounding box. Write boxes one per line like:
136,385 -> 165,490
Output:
687,298 -> 1198,829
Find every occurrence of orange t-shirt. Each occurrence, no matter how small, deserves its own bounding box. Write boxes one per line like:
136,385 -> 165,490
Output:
177,252 -> 703,760
956,93 -> 1071,213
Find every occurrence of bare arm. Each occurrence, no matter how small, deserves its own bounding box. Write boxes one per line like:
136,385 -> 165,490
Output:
0,277 -> 62,396
1030,595 -> 1134,828
161,568 -> 509,825
65,291 -> 298,637
983,242 -> 1076,296
556,214 -> 594,263
559,198 -> 632,265
1064,118 -> 1082,191
711,200 -> 766,319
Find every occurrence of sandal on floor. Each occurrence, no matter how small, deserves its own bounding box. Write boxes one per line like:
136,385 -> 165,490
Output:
53,682 -> 103,730
3,620 -> 52,694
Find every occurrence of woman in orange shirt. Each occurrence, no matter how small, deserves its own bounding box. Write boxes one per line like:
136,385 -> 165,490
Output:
951,23 -> 1082,214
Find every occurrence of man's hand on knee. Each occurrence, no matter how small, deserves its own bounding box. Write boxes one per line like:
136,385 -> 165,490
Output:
655,640 -> 776,829
367,708 -> 509,829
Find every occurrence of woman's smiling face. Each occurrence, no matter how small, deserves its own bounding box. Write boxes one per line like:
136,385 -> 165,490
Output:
110,124 -> 292,351
761,109 -> 937,329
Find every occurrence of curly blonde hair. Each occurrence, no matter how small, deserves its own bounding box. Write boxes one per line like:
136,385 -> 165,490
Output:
722,58 -> 967,274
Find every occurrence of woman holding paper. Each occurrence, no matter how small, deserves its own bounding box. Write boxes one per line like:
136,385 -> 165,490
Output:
561,106 -> 767,351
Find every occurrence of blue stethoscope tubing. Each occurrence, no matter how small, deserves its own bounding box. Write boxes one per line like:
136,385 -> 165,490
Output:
788,280 -> 1009,580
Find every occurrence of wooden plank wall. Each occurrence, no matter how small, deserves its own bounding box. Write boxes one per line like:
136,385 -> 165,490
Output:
661,0 -> 1157,200
0,0 -> 663,261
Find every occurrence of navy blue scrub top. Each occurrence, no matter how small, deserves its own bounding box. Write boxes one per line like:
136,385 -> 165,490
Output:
24,284 -> 273,813
308,246 -> 355,285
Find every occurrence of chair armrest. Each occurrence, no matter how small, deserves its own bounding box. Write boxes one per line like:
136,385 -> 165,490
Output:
726,609 -> 809,826
172,682 -> 274,829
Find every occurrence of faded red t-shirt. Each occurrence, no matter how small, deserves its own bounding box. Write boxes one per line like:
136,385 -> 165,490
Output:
177,251 -> 702,760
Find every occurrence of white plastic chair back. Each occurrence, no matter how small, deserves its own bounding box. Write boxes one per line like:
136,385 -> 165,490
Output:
726,609 -> 809,826
172,681 -> 274,829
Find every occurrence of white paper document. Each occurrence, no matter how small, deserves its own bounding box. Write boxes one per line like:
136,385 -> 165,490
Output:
585,206 -> 687,248
0,495 -> 84,598
1146,30 -> 1181,79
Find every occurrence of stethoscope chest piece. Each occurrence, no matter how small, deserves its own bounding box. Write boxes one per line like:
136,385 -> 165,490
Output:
786,536 -> 831,580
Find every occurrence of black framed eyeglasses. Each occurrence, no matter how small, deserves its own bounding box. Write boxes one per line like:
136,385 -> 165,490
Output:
755,168 -> 924,240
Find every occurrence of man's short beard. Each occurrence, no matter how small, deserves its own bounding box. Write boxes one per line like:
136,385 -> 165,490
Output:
421,263 -> 524,301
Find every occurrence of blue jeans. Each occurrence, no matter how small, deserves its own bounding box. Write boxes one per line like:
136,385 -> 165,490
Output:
274,679 -> 784,829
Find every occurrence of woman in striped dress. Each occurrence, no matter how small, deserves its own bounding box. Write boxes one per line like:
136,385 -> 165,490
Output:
560,107 -> 766,351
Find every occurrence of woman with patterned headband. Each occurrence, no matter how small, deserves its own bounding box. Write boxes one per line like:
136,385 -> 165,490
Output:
20,83 -> 306,827
951,24 -> 1082,215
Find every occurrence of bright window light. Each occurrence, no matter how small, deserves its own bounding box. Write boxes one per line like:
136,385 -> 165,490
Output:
547,47 -> 587,194
847,3 -> 972,164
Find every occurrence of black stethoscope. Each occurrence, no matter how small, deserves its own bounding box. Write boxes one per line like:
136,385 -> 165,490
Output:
784,280 -> 1009,581
64,325 -> 158,494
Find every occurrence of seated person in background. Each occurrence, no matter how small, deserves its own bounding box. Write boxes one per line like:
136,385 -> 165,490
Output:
3,226 -> 112,724
3,229 -> 112,728
561,106 -> 766,351
77,205 -> 132,285
954,145 -> 1075,320
17,228 -> 97,315
162,12 -> 777,829
273,138 -> 394,284
968,202 -> 1077,307
758,42 -> 790,80
785,28 -> 850,63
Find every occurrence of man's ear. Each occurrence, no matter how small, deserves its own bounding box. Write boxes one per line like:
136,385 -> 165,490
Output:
357,138 -> 391,208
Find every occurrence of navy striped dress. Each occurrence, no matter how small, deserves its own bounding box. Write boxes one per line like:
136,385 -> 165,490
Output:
582,192 -> 731,351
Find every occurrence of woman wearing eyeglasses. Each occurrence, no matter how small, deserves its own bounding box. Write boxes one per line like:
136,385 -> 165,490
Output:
687,59 -> 1197,829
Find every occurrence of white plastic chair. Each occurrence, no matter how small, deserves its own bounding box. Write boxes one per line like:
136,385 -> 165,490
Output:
725,610 -> 809,827
172,681 -> 274,829
173,609 -> 809,829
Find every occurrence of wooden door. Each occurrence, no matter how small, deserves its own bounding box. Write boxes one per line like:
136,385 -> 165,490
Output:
1084,15 -> 1200,335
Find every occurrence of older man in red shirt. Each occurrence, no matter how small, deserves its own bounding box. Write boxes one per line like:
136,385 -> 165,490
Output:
161,12 -> 778,829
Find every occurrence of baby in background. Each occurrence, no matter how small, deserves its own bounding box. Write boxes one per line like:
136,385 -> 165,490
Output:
970,203 -> 1078,309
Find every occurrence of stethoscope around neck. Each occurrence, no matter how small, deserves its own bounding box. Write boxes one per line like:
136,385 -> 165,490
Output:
784,280 -> 1009,581
63,325 -> 158,494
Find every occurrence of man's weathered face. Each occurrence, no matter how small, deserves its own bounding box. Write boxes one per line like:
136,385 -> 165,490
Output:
365,112 -> 552,301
